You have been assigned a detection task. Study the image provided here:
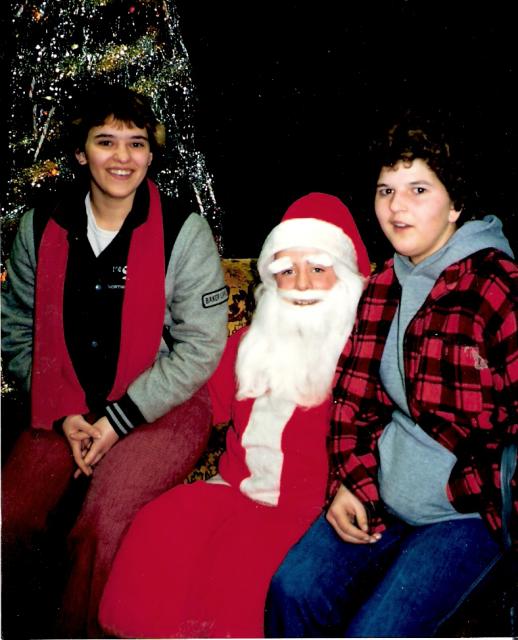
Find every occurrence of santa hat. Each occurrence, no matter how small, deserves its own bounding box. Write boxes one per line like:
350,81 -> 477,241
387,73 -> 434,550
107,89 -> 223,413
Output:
258,192 -> 371,286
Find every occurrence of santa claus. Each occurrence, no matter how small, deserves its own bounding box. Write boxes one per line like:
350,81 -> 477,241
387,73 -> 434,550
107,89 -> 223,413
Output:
99,192 -> 370,639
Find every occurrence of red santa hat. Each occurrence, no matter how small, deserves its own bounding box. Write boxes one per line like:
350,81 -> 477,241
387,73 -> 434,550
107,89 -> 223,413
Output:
258,192 -> 371,286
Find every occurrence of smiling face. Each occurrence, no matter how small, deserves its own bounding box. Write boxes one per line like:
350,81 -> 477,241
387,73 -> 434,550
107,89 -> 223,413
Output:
375,158 -> 461,265
272,248 -> 338,305
75,116 -> 153,213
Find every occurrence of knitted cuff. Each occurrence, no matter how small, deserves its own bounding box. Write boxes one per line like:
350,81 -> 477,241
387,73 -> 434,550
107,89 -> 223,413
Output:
104,394 -> 146,438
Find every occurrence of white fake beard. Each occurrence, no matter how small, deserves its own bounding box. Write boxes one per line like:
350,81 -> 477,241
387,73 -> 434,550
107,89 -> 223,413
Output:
235,271 -> 363,407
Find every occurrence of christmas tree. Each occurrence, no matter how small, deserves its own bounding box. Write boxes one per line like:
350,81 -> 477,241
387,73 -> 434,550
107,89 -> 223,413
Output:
3,0 -> 223,262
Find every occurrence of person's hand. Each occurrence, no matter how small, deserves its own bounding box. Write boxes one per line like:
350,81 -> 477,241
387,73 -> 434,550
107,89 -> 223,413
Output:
326,484 -> 382,544
63,414 -> 102,477
73,416 -> 120,479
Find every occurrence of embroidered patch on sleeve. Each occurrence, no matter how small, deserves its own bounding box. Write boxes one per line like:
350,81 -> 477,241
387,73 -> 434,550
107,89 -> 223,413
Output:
202,286 -> 228,308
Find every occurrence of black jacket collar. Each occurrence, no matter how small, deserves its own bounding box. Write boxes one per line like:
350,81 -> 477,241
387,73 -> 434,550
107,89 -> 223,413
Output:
50,179 -> 151,234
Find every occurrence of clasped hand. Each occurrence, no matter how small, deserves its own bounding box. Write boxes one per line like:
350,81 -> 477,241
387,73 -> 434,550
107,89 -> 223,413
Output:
62,415 -> 120,478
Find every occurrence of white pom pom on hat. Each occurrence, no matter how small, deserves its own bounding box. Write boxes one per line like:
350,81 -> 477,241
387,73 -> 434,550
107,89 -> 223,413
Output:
258,192 -> 371,285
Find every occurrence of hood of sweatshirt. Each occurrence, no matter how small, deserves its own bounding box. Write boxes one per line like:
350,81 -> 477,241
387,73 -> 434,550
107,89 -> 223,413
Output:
393,214 -> 514,288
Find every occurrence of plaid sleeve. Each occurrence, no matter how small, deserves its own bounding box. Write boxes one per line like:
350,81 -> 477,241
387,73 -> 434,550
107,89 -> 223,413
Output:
475,256 -> 518,542
444,252 -> 518,543
487,259 -> 518,440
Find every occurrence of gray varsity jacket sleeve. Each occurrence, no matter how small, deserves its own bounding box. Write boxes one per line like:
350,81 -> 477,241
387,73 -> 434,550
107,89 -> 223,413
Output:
1,210 -> 37,394
104,213 -> 228,434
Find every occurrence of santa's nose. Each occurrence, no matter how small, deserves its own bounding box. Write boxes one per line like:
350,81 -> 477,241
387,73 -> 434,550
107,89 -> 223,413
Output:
294,269 -> 310,290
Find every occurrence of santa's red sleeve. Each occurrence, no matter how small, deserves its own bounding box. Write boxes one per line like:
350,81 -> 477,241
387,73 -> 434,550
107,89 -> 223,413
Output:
207,327 -> 247,424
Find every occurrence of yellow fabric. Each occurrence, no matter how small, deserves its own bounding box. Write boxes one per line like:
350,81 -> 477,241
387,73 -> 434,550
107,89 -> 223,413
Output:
222,258 -> 259,336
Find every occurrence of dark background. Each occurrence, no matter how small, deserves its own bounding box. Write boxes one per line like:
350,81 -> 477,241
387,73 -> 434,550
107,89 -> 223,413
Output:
175,1 -> 517,260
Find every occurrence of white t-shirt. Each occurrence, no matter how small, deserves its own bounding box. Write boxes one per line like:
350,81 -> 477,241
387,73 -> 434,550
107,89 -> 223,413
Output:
85,194 -> 118,257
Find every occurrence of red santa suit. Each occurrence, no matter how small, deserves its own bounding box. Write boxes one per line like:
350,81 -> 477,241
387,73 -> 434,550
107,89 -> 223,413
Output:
99,191 -> 371,638
99,327 -> 331,638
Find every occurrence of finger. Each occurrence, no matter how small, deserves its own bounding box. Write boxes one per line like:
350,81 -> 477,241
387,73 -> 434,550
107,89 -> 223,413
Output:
73,460 -> 92,477
88,453 -> 103,467
348,507 -> 381,542
342,500 -> 374,539
326,512 -> 367,544
354,506 -> 370,533
71,442 -> 93,477
82,443 -> 103,468
69,431 -> 94,441
326,511 -> 374,544
75,423 -> 102,439
81,439 -> 92,453
338,521 -> 372,543
74,467 -> 92,479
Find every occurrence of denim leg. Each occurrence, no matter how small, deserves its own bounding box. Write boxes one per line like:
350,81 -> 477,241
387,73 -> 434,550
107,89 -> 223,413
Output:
264,513 -> 407,638
345,518 -> 502,638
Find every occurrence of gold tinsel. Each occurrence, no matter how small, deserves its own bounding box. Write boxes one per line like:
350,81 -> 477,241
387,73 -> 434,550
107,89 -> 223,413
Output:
17,160 -> 61,189
97,35 -> 157,73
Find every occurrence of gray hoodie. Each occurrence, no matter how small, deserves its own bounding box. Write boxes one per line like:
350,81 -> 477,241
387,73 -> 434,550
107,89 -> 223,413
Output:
378,215 -> 513,525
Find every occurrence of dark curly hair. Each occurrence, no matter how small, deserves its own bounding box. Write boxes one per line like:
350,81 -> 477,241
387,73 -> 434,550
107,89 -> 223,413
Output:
69,83 -> 164,157
370,111 -> 476,218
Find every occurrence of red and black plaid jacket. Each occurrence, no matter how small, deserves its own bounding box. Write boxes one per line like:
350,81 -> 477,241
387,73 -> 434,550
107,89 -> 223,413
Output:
327,248 -> 518,546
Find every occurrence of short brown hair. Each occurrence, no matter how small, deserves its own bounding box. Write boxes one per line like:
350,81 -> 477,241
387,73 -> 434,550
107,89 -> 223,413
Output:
69,83 -> 164,156
371,111 -> 474,217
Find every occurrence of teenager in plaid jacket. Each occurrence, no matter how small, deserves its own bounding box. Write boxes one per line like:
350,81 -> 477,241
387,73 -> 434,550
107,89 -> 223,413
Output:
265,114 -> 517,637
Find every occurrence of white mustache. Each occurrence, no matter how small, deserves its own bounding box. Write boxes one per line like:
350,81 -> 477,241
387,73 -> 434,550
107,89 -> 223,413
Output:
277,289 -> 329,302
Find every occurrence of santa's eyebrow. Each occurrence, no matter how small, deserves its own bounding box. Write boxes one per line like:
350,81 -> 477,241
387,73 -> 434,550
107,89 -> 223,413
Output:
306,253 -> 334,267
268,256 -> 293,274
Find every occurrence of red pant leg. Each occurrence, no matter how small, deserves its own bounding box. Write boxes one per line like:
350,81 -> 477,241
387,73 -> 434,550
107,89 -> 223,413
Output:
2,428 -> 74,544
58,386 -> 212,638
2,428 -> 75,638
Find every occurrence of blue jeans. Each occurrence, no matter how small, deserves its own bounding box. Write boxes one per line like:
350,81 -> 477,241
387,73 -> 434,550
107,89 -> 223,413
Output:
265,513 -> 502,637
